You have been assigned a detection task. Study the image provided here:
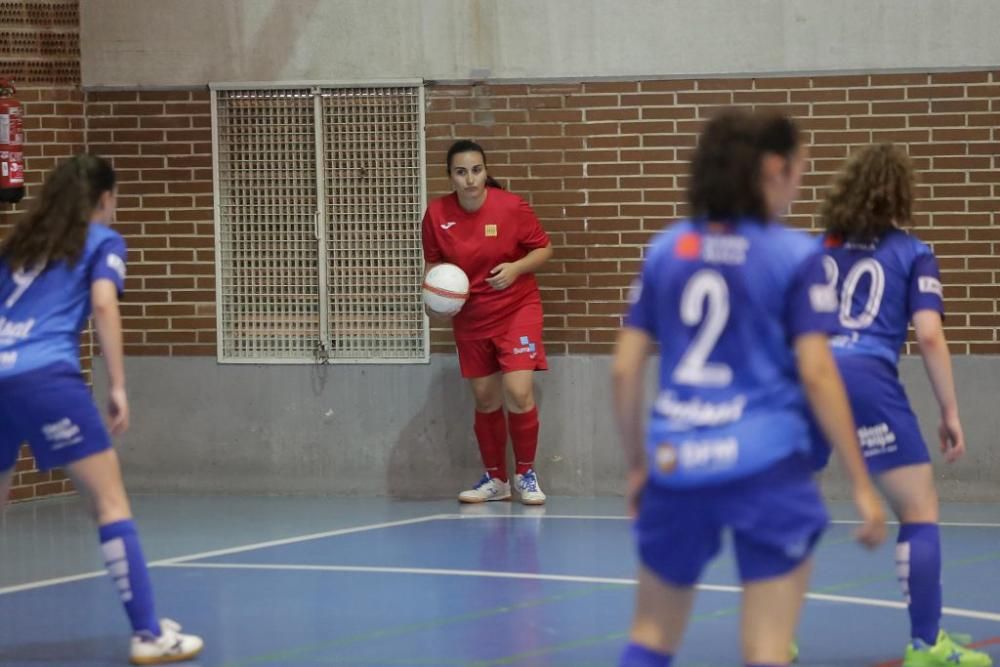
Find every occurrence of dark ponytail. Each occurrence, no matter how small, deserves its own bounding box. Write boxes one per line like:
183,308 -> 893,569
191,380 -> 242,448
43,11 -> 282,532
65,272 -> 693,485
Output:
0,154 -> 116,270
446,139 -> 503,189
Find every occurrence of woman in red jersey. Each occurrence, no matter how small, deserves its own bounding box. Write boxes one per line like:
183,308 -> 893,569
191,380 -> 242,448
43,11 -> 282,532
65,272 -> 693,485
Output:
422,140 -> 554,505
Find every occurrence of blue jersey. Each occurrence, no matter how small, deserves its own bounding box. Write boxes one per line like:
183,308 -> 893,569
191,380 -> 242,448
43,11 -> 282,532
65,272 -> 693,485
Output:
820,229 -> 943,367
626,219 -> 838,488
0,223 -> 127,378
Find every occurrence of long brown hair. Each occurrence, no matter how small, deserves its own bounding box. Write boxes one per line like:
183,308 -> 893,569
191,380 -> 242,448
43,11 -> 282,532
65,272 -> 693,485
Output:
1,154 -> 116,271
820,143 -> 915,243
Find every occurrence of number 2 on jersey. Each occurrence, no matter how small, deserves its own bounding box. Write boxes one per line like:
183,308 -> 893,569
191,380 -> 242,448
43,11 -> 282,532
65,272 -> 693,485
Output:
4,265 -> 43,309
672,269 -> 733,387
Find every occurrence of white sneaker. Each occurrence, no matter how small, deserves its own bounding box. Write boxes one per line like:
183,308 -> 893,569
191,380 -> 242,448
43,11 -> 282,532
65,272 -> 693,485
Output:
130,618 -> 204,665
458,473 -> 511,503
515,469 -> 546,505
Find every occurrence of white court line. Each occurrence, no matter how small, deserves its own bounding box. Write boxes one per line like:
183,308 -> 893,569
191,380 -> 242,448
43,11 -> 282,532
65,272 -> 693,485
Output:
160,561 -> 1000,624
451,514 -> 1000,528
0,514 -> 448,597
154,514 -> 450,565
3,512 -> 997,598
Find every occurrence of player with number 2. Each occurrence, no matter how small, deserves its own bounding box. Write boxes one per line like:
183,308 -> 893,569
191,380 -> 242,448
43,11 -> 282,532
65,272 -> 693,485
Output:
612,111 -> 886,667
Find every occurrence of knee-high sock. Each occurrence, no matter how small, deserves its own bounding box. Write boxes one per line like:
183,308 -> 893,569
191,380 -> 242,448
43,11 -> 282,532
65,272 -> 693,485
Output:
508,407 -> 539,476
896,523 -> 942,645
473,408 -> 508,481
100,519 -> 161,637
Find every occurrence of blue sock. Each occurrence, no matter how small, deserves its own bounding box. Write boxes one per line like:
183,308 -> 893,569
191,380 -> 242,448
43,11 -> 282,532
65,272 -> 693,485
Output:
619,643 -> 672,667
896,523 -> 942,645
99,519 -> 161,637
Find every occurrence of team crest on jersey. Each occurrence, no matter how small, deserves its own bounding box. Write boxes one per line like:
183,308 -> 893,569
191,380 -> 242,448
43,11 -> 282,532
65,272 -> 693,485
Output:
655,442 -> 678,474
674,233 -> 701,259
484,224 -> 498,237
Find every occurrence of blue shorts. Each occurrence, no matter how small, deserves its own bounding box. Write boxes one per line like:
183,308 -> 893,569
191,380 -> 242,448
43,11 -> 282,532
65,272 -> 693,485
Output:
636,454 -> 828,586
812,355 -> 931,474
0,363 -> 112,473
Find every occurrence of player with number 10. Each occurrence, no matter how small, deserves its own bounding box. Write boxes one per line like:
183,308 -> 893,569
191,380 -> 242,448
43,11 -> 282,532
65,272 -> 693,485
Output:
816,144 -> 991,667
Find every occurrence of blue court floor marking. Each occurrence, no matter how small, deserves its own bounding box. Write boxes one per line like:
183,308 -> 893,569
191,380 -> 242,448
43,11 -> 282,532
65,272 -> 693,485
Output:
0,513 -> 448,596
162,561 -> 1000,624
213,582 -> 624,667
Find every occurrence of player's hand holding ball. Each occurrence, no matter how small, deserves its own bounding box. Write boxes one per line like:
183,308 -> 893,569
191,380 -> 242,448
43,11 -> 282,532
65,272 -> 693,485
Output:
423,263 -> 469,319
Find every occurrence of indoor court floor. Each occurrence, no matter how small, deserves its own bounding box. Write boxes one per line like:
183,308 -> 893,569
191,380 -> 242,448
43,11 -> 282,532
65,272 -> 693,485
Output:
1,495 -> 998,666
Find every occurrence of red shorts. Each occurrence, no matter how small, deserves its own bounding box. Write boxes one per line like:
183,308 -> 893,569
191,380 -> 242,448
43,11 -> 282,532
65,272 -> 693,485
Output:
455,304 -> 548,379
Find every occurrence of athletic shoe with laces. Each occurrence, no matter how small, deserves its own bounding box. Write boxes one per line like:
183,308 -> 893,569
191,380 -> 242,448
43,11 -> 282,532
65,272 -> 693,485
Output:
130,618 -> 204,665
903,630 -> 993,667
458,473 -> 511,503
514,469 -> 546,505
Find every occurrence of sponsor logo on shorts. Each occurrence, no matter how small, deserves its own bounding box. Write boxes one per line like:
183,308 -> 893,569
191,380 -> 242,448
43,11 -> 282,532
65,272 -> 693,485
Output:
784,539 -> 809,559
0,350 -> 16,369
512,335 -> 537,359
41,417 -> 84,450
858,422 -> 898,457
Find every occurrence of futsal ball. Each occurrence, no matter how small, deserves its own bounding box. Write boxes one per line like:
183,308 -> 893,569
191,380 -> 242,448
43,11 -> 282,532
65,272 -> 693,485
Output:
422,263 -> 469,316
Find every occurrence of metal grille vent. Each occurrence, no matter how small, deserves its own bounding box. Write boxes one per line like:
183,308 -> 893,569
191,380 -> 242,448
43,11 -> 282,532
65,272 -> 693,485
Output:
212,83 -> 426,364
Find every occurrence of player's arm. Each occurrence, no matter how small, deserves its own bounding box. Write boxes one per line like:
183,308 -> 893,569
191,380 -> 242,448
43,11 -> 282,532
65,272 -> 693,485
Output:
612,327 -> 653,517
91,279 -> 129,435
913,310 -> 964,462
795,334 -> 884,548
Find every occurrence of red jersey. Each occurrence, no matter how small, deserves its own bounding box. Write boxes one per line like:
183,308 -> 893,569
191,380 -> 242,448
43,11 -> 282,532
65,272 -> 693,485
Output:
422,188 -> 550,340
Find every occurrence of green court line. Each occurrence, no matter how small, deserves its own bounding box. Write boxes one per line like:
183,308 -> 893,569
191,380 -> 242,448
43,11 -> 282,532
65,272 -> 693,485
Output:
218,583 -> 622,667
221,541 -> 1000,666
465,542 -> 1000,666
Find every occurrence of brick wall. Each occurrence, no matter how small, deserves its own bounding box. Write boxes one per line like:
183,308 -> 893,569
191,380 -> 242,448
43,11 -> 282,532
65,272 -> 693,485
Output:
88,73 -> 1000,360
84,90 -> 216,356
5,67 -> 1000,498
1,0 -> 82,501
423,74 -> 1000,354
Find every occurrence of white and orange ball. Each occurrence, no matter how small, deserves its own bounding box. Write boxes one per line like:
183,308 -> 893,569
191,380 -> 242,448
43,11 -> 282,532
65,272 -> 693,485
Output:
422,263 -> 469,316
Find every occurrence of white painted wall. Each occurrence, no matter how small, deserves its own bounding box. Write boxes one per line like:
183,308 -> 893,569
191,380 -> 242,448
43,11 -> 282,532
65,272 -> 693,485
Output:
82,0 -> 1000,87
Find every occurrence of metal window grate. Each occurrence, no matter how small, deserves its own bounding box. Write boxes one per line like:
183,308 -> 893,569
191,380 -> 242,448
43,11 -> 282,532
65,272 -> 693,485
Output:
212,83 -> 427,364
323,87 -> 426,361
214,88 -> 321,361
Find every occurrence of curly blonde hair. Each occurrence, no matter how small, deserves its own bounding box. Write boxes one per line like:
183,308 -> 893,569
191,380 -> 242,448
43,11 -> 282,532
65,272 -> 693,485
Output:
819,143 -> 915,243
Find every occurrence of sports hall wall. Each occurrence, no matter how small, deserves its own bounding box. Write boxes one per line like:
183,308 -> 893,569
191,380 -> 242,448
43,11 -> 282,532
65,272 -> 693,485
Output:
6,0 -> 1000,501
0,0 -> 83,501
